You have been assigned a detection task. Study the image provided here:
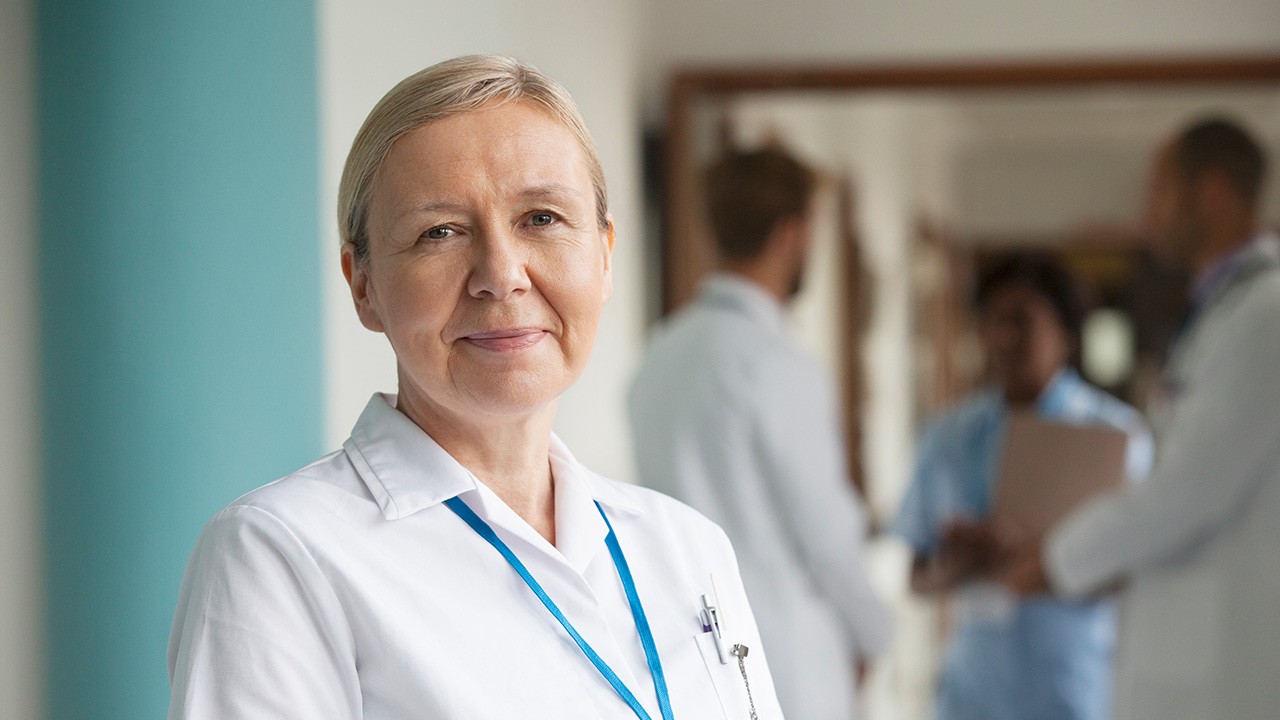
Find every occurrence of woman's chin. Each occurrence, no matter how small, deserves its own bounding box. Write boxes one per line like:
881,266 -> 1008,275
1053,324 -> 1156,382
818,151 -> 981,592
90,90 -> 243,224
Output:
397,357 -> 582,425
453,372 -> 569,420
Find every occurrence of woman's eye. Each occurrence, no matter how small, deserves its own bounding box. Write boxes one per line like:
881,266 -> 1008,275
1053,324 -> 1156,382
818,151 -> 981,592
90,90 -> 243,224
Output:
423,226 -> 453,240
529,213 -> 555,227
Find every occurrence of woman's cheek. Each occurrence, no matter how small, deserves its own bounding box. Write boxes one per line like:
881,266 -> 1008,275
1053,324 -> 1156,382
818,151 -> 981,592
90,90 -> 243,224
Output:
550,245 -> 609,297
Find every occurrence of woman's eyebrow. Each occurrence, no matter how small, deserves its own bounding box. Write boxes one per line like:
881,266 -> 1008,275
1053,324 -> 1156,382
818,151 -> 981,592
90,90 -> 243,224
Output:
392,184 -> 586,223
396,199 -> 467,220
518,183 -> 586,203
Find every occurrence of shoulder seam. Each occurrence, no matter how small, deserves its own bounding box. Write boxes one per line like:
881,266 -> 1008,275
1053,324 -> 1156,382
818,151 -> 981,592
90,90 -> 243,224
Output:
211,503 -> 360,663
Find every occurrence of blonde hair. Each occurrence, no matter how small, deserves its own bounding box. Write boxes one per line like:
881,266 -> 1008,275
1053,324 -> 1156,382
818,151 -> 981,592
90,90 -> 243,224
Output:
338,54 -> 609,261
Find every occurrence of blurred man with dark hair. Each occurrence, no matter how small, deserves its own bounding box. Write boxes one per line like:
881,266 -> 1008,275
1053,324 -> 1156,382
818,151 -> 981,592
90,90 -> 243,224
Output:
1005,116 -> 1280,719
702,147 -> 818,295
893,252 -> 1152,720
629,147 -> 890,720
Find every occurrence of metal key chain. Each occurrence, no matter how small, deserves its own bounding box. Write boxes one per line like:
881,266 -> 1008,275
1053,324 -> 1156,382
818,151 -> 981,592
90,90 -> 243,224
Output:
730,644 -> 758,720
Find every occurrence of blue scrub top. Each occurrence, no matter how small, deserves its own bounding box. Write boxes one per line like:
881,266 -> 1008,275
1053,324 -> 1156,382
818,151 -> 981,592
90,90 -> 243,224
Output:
892,369 -> 1153,720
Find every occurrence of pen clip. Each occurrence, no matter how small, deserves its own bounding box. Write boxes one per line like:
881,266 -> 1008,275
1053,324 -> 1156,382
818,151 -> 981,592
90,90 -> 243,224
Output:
700,593 -> 730,664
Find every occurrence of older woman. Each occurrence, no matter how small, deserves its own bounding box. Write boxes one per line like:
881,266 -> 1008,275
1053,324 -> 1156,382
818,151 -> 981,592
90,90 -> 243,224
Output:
167,55 -> 782,720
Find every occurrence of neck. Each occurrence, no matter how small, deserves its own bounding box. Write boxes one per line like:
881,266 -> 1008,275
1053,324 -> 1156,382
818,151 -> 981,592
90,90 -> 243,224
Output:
721,260 -> 791,303
1002,388 -> 1040,408
396,380 -> 558,545
1002,371 -> 1059,408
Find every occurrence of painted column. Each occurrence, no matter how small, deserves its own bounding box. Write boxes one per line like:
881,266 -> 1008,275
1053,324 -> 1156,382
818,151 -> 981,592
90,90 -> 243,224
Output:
37,2 -> 322,717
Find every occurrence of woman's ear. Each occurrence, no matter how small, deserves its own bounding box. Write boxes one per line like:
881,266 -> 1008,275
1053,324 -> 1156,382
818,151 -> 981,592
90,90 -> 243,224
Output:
341,242 -> 386,332
601,214 -> 615,303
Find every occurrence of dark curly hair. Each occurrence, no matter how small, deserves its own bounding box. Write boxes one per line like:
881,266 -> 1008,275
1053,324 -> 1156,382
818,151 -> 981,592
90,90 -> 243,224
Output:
975,252 -> 1086,348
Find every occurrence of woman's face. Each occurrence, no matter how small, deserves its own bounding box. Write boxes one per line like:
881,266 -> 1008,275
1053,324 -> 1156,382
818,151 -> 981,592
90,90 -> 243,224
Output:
980,282 -> 1071,405
345,101 -> 613,424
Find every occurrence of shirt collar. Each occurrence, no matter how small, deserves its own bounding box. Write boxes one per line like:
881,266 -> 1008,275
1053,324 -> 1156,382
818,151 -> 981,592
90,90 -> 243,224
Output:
547,436 -> 638,573
698,271 -> 788,334
1190,231 -> 1280,310
985,368 -> 1082,420
549,433 -> 643,517
344,393 -> 642,522
1034,368 -> 1084,417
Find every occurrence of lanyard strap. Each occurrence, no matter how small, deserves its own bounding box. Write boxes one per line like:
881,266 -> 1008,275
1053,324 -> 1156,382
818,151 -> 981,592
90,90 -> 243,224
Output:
444,496 -> 675,720
597,501 -> 676,720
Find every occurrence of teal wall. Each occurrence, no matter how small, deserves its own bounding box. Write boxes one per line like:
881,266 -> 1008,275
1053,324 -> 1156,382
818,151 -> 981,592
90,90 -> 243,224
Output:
37,1 -> 323,717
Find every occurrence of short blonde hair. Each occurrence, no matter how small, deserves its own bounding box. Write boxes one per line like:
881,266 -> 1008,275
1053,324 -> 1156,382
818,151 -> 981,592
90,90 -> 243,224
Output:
338,54 -> 609,261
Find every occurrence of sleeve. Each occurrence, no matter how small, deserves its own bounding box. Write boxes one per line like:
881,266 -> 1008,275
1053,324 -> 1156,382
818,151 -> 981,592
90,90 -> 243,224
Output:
751,357 -> 893,658
1046,286 -> 1280,597
888,425 -> 943,556
167,505 -> 362,720
1092,394 -> 1154,485
1122,417 -> 1155,485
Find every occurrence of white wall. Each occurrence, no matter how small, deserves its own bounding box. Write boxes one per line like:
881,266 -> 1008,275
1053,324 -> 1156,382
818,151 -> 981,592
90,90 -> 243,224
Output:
641,0 -> 1280,117
0,0 -> 41,718
319,0 -> 644,483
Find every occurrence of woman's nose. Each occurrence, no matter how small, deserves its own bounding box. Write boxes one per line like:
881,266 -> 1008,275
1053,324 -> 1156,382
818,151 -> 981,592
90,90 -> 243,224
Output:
467,228 -> 531,300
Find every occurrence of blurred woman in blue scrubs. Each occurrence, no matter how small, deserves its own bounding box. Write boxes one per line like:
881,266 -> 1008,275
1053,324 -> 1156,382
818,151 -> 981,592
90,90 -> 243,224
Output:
891,254 -> 1153,720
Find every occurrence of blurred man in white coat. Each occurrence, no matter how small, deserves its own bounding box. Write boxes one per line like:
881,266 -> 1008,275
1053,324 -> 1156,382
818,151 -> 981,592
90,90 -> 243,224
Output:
1004,117 -> 1280,720
629,148 -> 891,720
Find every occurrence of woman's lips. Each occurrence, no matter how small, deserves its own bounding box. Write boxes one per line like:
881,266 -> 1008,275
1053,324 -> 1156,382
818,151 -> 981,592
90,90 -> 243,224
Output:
461,328 -> 548,352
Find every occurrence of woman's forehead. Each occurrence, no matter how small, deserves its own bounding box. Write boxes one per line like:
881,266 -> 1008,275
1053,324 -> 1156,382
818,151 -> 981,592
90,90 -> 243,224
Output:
372,103 -> 593,217
400,102 -> 581,168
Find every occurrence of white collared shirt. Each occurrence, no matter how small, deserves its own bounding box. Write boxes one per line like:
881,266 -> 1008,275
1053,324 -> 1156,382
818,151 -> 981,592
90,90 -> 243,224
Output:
168,393 -> 783,719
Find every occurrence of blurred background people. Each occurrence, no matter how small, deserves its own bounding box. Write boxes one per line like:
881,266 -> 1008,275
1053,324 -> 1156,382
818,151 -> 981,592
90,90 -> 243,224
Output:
1006,117 -> 1280,720
628,148 -> 892,720
892,254 -> 1153,720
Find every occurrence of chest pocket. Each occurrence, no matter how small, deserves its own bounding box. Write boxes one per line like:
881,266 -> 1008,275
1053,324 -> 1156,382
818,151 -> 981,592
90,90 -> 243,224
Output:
693,631 -> 757,720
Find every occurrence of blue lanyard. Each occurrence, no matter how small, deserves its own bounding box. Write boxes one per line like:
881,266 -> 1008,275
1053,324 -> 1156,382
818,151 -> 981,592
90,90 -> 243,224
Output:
444,496 -> 676,720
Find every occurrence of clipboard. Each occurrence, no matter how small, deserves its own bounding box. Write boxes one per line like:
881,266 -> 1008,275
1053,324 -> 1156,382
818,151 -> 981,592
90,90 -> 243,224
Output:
993,412 -> 1129,537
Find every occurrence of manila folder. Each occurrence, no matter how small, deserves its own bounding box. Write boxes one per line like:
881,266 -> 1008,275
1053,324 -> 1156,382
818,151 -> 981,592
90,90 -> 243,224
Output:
993,412 -> 1128,537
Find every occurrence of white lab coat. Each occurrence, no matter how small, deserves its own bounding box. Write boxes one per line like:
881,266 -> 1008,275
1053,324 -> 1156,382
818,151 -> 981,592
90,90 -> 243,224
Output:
168,393 -> 784,720
628,274 -> 892,720
1047,232 -> 1280,720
